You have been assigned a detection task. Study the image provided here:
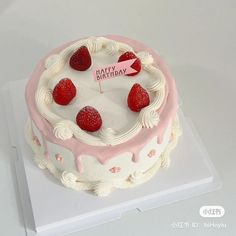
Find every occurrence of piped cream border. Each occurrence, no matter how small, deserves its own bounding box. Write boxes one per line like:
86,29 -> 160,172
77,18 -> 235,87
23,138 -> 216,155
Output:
35,37 -> 166,146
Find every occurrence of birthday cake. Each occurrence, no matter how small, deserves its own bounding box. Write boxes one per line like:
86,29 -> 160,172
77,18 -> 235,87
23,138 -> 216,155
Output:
25,35 -> 181,196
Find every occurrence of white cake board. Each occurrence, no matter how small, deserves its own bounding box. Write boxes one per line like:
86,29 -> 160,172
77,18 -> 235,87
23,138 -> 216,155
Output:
2,79 -> 221,236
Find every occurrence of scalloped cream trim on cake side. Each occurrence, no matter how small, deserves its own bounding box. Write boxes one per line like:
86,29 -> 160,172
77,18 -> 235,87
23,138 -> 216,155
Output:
25,116 -> 181,197
35,37 -> 166,146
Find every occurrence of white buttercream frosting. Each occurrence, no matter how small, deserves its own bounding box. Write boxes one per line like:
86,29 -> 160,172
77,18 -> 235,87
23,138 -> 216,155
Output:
36,87 -> 53,105
137,51 -> 154,65
99,128 -> 116,145
45,54 -> 60,69
53,120 -> 74,140
139,109 -> 159,128
105,41 -> 120,55
130,170 -> 143,181
61,171 -> 77,188
84,36 -> 103,53
35,37 -> 166,146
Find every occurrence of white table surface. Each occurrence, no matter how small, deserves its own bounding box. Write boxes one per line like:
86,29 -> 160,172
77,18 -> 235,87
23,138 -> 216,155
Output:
0,1 -> 235,235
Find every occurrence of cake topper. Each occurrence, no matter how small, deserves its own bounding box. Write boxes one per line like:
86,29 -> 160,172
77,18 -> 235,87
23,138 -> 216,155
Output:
93,59 -> 137,93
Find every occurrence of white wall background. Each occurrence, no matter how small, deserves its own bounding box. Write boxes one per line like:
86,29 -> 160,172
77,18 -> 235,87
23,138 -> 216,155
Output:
0,0 -> 235,235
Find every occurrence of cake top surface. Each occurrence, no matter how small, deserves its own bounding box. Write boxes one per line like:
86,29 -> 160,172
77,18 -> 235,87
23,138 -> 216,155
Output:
49,49 -> 153,132
34,36 -> 167,146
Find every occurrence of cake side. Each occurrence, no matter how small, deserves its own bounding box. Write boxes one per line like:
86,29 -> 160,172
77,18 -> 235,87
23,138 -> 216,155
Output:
25,116 -> 181,196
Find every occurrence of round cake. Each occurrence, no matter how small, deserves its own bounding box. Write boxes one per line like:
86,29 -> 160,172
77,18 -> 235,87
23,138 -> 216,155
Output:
25,35 -> 181,196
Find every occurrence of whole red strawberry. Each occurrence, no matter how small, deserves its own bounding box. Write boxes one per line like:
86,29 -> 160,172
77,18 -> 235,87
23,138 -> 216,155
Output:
76,106 -> 102,132
52,78 -> 76,105
69,46 -> 92,71
118,51 -> 141,76
127,83 -> 150,112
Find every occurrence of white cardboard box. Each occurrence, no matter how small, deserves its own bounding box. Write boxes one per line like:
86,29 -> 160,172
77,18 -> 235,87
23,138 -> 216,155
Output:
3,80 -> 221,236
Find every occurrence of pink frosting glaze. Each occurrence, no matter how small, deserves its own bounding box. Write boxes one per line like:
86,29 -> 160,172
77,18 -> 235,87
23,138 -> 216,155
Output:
25,35 -> 178,173
109,167 -> 121,173
148,149 -> 156,158
55,154 -> 63,163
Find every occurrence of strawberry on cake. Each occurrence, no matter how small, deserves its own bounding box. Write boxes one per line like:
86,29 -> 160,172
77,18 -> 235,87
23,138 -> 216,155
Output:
25,35 -> 181,196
